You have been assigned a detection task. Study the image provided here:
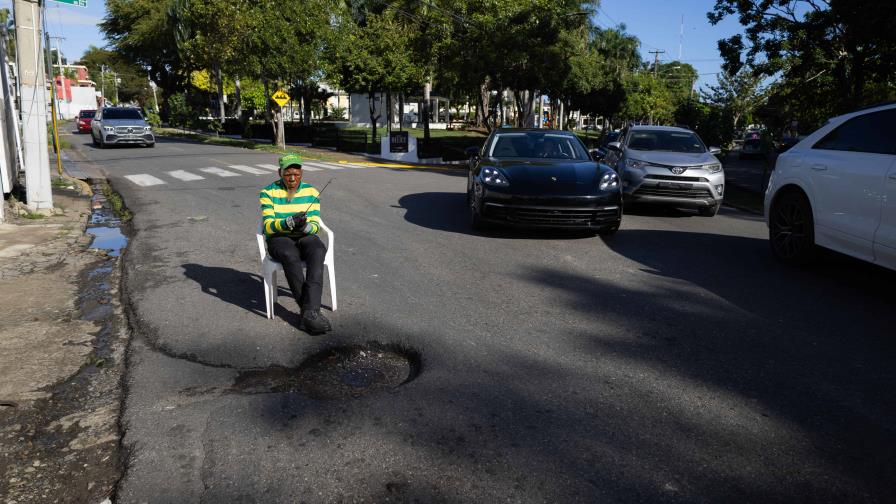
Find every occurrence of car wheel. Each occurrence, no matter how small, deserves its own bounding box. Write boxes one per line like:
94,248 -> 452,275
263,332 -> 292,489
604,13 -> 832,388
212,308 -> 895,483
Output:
469,190 -> 486,231
698,203 -> 720,217
769,191 -> 816,265
92,134 -> 99,147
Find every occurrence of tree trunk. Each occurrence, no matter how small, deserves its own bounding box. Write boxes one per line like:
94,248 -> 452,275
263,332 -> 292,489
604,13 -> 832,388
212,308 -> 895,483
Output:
386,90 -> 392,133
303,86 -> 313,126
263,79 -> 274,144
275,107 -> 286,149
368,91 -> 380,148
423,79 -> 431,141
398,92 -> 404,130
234,76 -> 242,118
477,81 -> 490,128
215,63 -> 225,123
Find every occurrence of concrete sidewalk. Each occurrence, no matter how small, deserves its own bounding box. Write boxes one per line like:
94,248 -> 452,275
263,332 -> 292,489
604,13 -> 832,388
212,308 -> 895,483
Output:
0,179 -> 126,502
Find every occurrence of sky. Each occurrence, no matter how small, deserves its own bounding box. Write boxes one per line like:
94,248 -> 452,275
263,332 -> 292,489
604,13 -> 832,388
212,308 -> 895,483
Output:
5,0 -> 745,90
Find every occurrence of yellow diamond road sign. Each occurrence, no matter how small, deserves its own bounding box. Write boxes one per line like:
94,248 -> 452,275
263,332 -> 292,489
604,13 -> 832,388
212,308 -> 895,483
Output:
271,89 -> 290,108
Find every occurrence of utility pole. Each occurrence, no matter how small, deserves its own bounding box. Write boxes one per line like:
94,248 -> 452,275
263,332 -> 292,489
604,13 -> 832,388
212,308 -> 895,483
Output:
649,50 -> 665,78
148,72 -> 159,113
101,64 -> 105,105
13,0 -> 53,211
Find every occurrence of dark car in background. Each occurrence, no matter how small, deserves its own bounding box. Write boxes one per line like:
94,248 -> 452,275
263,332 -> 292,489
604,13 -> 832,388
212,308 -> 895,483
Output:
76,109 -> 95,133
466,129 -> 622,235
90,107 -> 155,148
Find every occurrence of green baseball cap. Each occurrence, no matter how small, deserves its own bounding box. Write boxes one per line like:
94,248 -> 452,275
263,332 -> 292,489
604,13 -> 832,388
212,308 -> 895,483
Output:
278,153 -> 303,171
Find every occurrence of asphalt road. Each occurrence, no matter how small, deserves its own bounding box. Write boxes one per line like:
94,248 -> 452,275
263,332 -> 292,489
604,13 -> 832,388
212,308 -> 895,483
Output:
68,134 -> 896,503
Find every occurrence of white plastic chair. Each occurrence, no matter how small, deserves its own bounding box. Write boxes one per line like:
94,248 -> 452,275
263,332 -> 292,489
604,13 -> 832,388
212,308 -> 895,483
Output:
256,219 -> 337,319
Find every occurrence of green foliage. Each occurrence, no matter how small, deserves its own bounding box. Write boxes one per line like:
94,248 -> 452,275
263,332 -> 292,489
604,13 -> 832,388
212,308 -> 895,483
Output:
330,106 -> 347,120
167,92 -> 195,129
145,111 -> 162,128
701,69 -> 765,130
77,45 -> 153,105
675,100 -> 735,149
708,0 -> 896,117
102,183 -> 132,222
621,73 -> 675,124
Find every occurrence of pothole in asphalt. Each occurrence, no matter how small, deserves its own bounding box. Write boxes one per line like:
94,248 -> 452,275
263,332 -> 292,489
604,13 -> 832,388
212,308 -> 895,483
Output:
232,343 -> 422,399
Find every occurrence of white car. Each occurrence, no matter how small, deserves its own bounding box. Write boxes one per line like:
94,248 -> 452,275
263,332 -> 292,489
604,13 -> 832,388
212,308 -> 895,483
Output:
764,103 -> 896,270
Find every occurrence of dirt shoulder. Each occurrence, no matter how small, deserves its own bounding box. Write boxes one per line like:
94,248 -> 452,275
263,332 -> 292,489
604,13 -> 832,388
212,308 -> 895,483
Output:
0,184 -> 128,503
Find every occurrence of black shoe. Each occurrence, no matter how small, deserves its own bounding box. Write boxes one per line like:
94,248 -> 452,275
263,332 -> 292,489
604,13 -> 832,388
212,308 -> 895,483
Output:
300,310 -> 332,334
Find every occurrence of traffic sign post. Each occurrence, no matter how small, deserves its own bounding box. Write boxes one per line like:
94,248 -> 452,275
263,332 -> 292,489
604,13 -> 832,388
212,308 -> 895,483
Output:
52,0 -> 87,6
271,89 -> 290,108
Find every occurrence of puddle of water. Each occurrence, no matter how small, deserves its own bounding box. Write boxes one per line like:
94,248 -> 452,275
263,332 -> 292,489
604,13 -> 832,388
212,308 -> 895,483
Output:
85,227 -> 127,257
86,188 -> 128,257
232,344 -> 422,400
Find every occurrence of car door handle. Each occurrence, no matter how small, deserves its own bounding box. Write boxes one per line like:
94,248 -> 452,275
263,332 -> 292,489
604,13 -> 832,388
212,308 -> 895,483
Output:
810,164 -> 827,171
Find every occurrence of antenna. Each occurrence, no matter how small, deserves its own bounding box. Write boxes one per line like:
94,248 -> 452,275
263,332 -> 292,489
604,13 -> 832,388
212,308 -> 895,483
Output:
303,178 -> 334,213
678,15 -> 683,60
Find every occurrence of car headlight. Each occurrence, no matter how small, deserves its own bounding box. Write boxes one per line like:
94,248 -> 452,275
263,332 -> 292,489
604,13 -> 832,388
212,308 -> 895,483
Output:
103,126 -> 114,132
704,163 -> 722,173
482,167 -> 509,187
144,126 -> 152,132
599,172 -> 619,191
625,158 -> 647,170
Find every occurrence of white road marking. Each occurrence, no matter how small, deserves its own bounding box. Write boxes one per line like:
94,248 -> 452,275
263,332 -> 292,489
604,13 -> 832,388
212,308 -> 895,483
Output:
167,170 -> 205,181
199,167 -> 240,177
228,164 -> 270,175
303,161 -> 343,170
258,162 -> 321,172
256,164 -> 280,171
124,174 -> 166,187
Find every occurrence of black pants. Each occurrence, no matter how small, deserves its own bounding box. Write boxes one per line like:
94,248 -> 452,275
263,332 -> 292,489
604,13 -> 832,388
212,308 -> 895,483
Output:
267,234 -> 326,313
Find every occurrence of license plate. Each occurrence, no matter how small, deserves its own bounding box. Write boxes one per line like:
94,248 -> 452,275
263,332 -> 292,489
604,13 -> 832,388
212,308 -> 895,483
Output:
657,182 -> 692,189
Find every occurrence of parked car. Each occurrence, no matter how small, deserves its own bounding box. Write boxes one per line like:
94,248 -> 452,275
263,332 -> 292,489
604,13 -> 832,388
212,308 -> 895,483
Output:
466,129 -> 622,235
764,102 -> 896,270
599,125 -> 725,217
91,107 -> 155,148
76,109 -> 95,133
740,130 -> 764,158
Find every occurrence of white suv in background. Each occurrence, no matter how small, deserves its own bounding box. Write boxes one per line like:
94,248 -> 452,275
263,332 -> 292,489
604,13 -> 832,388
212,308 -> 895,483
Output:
764,103 -> 896,270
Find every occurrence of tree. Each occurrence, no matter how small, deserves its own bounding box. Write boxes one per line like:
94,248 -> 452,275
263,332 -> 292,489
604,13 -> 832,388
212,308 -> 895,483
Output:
102,0 -> 184,98
77,46 -> 153,105
708,0 -> 896,117
621,73 -> 674,125
655,61 -> 698,106
701,69 -> 765,130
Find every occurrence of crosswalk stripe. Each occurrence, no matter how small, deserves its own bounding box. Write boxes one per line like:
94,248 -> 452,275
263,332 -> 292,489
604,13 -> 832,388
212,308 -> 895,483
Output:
228,164 -> 270,175
167,170 -> 204,181
200,167 -> 240,177
303,161 -> 343,170
124,174 -> 166,187
256,164 -> 280,171
330,161 -> 366,169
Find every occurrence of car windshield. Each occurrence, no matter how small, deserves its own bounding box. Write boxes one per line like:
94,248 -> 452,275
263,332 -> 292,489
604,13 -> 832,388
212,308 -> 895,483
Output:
626,130 -> 706,153
488,132 -> 590,160
79,110 -> 95,118
103,108 -> 142,120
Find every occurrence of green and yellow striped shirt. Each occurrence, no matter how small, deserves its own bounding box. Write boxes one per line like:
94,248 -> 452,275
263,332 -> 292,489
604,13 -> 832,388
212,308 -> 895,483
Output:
260,180 -> 321,237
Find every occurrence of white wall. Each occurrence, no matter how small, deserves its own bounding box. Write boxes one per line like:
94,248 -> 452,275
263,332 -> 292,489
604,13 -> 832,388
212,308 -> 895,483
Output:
57,87 -> 99,120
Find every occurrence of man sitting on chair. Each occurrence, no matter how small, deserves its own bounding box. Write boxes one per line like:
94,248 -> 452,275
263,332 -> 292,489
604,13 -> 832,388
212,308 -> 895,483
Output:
259,153 -> 331,334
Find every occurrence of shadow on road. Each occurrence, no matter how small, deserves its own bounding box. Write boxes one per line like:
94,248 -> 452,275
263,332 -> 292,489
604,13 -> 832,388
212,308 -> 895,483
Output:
397,191 -> 599,240
180,263 -> 283,319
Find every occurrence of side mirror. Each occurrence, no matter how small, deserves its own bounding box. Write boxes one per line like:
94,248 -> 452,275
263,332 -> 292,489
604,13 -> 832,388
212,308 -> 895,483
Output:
606,141 -> 622,152
590,148 -> 607,161
465,146 -> 480,158
709,146 -> 722,155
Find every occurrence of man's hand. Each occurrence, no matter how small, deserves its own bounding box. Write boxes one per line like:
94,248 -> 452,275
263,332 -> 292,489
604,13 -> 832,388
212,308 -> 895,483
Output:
285,212 -> 307,231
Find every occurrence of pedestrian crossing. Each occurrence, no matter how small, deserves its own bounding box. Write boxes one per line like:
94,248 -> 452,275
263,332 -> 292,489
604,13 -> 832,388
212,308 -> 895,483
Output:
122,160 -> 367,188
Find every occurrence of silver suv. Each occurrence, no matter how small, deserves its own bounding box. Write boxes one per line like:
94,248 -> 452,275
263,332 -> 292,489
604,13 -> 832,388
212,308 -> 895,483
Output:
601,126 -> 725,216
91,107 -> 155,148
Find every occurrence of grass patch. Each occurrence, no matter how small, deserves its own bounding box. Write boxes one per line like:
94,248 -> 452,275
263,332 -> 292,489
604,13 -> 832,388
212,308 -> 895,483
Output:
156,128 -> 339,162
21,211 -> 45,220
101,182 -> 132,222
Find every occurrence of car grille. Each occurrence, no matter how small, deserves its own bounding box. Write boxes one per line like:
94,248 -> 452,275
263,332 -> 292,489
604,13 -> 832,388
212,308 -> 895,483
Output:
484,203 -> 618,226
633,186 -> 713,199
114,126 -> 143,135
644,174 -> 709,182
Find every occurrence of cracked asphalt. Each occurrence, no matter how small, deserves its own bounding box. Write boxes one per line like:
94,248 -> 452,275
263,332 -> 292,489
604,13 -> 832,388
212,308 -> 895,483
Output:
67,133 -> 896,503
